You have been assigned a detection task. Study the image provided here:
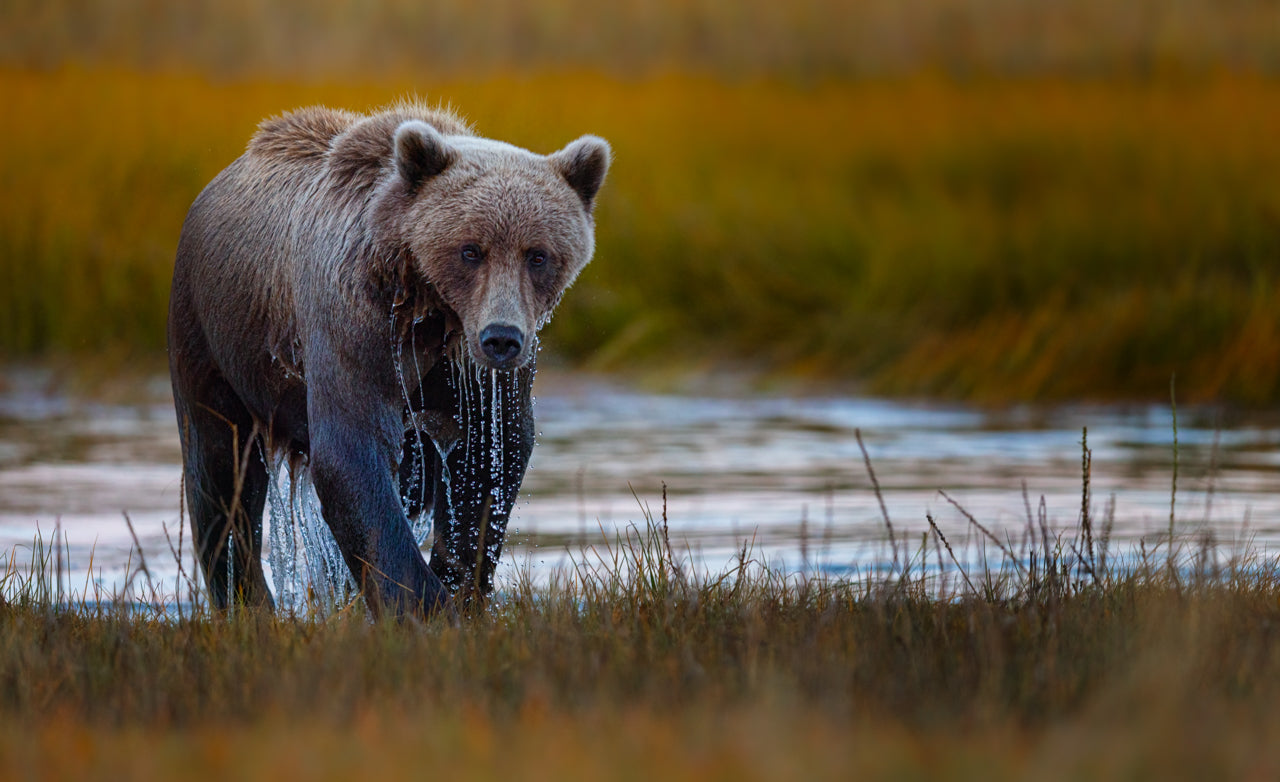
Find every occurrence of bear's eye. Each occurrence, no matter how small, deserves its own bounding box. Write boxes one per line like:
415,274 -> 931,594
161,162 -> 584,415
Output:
460,244 -> 484,264
526,249 -> 549,268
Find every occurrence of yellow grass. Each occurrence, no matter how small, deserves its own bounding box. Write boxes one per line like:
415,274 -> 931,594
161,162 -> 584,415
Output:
3,67 -> 1280,401
5,706 -> 1277,781
5,0 -> 1280,80
3,510 -> 1280,779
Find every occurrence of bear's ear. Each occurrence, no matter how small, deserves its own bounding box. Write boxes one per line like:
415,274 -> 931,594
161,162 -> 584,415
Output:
394,120 -> 456,189
550,135 -> 611,212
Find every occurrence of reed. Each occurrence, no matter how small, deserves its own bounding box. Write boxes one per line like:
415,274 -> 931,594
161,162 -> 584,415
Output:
5,0 -> 1280,80
4,386 -> 1280,777
4,68 -> 1280,401
2,476 -> 1279,778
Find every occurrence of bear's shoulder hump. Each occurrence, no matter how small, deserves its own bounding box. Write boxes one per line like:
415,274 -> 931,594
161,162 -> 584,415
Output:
249,106 -> 360,162
325,102 -> 475,189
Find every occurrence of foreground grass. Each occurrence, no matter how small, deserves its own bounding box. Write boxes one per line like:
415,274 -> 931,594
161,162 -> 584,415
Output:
3,513 -> 1280,779
5,704 -> 1276,781
3,68 -> 1280,402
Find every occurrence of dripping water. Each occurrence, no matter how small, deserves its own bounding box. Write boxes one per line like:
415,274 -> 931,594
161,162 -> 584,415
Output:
490,367 -> 505,509
407,316 -> 431,544
265,454 -> 296,608
264,454 -> 356,615
225,531 -> 233,608
259,303 -> 532,611
391,303 -> 431,546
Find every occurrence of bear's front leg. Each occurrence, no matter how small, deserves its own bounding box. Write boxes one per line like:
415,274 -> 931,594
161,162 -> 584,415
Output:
429,360 -> 536,602
306,344 -> 453,619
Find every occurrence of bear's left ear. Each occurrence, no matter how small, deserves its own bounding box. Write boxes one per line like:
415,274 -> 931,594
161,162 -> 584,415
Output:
550,135 -> 611,212
394,120 -> 457,189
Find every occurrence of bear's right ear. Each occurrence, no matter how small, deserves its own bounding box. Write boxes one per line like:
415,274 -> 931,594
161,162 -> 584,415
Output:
550,135 -> 611,212
394,120 -> 456,189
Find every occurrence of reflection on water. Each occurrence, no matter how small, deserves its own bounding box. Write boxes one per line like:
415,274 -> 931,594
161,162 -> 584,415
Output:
2,367 -> 1279,600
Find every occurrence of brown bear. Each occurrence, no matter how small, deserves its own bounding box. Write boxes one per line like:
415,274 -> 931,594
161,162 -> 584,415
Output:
167,101 -> 609,617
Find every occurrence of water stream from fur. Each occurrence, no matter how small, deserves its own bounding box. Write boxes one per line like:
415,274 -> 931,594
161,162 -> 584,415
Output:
396,312 -> 433,546
259,307 -> 523,613
446,350 -> 517,566
265,458 -> 354,614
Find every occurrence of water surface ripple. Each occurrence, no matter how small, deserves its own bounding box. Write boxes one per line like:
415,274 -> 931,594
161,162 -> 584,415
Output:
2,369 -> 1277,598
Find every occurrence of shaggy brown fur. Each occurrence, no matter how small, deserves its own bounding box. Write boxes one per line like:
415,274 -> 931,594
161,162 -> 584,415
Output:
168,101 -> 610,617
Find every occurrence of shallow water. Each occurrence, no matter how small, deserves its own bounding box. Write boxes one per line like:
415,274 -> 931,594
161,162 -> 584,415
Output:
2,367 -> 1278,602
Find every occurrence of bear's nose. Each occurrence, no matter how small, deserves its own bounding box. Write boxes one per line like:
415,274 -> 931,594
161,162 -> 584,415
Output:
480,324 -> 524,364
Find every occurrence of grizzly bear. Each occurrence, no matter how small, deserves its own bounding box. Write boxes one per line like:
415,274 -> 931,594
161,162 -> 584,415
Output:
167,101 -> 609,617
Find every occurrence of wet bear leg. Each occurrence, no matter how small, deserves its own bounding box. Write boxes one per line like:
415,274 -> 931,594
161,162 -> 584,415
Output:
428,361 -> 535,601
175,379 -> 274,609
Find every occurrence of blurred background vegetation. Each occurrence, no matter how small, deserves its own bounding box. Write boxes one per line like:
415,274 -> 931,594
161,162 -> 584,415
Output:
2,0 -> 1279,402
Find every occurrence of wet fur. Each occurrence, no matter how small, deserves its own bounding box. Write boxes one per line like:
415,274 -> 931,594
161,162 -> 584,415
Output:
168,101 -> 609,617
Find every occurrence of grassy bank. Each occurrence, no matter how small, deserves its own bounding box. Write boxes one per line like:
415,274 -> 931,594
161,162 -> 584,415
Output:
3,68 -> 1279,402
6,0 -> 1280,79
3,509 -> 1280,778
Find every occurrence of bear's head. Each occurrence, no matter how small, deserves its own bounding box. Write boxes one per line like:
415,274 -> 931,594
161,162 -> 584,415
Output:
384,120 -> 610,371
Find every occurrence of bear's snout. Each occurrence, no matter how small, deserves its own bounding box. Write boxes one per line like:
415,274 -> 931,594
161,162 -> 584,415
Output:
479,323 -> 525,367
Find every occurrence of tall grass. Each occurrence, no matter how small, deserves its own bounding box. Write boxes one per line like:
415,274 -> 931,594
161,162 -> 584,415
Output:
5,1 -> 1280,401
2,403 -> 1278,775
5,0 -> 1280,79
2,485 -> 1279,777
4,68 -> 1280,401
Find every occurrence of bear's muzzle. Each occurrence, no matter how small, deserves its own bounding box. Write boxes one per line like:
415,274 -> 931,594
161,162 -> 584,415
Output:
479,323 -> 525,368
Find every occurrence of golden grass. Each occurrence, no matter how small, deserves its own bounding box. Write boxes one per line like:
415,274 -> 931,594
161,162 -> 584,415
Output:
3,505 -> 1280,779
5,0 -> 1280,79
2,411 -> 1279,776
4,705 -> 1277,780
4,68 -> 1280,401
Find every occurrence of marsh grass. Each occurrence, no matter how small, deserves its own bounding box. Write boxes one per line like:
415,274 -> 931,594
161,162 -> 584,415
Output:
2,451 -> 1279,778
5,3 -> 1280,403
3,68 -> 1280,402
6,0 -> 1280,80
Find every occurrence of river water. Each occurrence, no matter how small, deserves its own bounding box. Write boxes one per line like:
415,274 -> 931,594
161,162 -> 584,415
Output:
2,367 -> 1278,603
